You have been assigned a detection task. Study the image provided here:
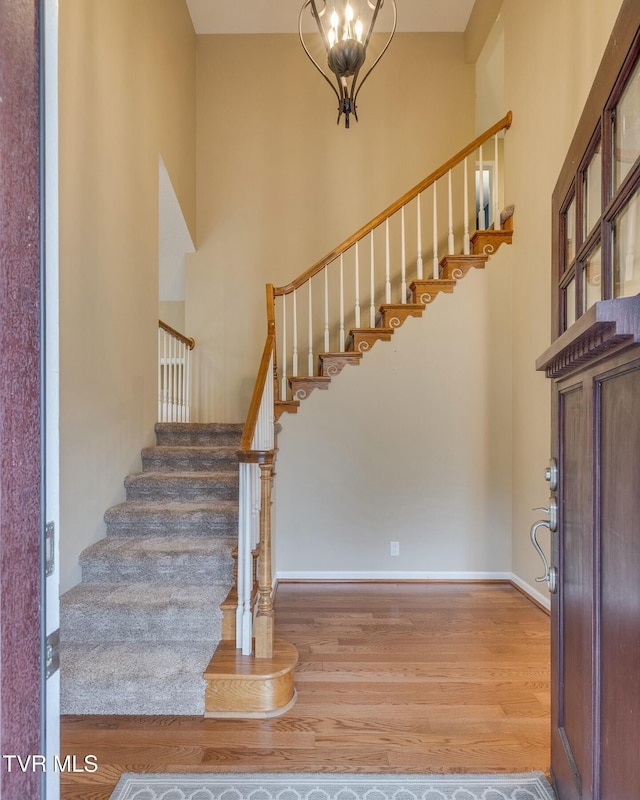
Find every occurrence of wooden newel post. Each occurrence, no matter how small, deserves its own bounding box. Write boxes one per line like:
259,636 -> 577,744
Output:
254,460 -> 274,658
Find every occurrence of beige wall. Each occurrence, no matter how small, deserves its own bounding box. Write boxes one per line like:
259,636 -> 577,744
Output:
276,258 -> 514,578
188,33 -> 476,422
159,301 -> 186,333
59,0 -> 196,592
503,0 -> 624,597
58,0 -> 627,595
187,31 -> 516,578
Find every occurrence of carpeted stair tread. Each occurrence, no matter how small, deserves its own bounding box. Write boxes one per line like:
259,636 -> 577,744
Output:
104,499 -> 238,536
141,445 -> 238,472
154,422 -> 243,447
62,421 -> 240,714
61,582 -> 228,643
79,535 -> 235,584
125,470 -> 238,502
61,641 -> 212,715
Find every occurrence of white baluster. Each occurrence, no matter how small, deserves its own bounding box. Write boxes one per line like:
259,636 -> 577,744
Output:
241,461 -> 254,654
478,143 -> 485,229
236,461 -> 247,647
308,279 -> 313,375
385,218 -> 391,303
463,157 -> 470,255
292,288 -> 298,377
324,266 -> 329,352
354,241 -> 361,328
169,334 -> 175,422
401,206 -> 407,303
251,460 -> 260,550
265,351 -> 274,448
416,192 -> 423,280
158,329 -> 162,422
448,169 -> 455,255
369,231 -> 376,327
162,331 -> 167,422
178,341 -> 182,421
433,180 -> 439,279
184,340 -> 191,422
339,255 -> 345,351
181,345 -> 185,422
494,133 -> 501,230
281,293 -> 287,400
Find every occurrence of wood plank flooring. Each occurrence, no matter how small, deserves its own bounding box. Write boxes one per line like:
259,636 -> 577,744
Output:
60,582 -> 550,800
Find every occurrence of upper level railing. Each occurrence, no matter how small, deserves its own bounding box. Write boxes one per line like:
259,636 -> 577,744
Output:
269,112 -> 512,400
158,319 -> 195,423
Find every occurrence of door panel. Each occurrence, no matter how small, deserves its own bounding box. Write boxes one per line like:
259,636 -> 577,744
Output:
555,384 -> 592,800
599,366 -> 640,800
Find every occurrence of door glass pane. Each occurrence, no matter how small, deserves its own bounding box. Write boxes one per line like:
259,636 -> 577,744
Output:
565,197 -> 576,267
584,143 -> 602,236
613,186 -> 640,297
583,244 -> 602,311
565,276 -> 576,329
614,57 -> 640,190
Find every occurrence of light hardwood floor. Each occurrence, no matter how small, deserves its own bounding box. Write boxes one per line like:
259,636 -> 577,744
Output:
60,582 -> 550,800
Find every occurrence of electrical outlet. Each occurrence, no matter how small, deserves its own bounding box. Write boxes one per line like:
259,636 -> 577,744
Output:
390,541 -> 400,556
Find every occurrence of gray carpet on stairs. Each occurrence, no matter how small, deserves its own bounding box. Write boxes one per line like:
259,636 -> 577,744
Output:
60,422 -> 242,716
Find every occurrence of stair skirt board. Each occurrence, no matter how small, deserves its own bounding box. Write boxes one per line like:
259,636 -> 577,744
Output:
276,572 -> 551,611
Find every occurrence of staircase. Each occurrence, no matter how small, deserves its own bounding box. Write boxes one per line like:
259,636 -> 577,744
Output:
283,208 -> 514,411
60,422 -> 241,715
61,113 -> 515,719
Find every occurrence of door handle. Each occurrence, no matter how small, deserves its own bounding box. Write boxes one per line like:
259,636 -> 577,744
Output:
530,518 -> 558,594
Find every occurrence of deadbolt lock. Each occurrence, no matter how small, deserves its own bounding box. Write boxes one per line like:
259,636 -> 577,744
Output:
544,457 -> 558,492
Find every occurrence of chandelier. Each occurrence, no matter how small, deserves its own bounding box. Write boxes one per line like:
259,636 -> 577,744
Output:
299,0 -> 397,128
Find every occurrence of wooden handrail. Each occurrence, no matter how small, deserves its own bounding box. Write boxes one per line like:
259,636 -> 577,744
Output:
274,111 -> 513,296
238,332 -> 276,460
158,319 -> 195,350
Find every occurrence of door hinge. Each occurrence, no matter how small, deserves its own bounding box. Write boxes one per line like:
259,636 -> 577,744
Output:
46,629 -> 60,679
45,521 -> 55,577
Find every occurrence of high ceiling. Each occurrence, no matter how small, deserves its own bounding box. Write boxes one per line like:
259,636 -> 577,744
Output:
186,0 -> 476,34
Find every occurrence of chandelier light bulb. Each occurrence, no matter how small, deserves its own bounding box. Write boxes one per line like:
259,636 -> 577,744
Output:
345,3 -> 354,22
355,19 -> 363,41
330,9 -> 339,28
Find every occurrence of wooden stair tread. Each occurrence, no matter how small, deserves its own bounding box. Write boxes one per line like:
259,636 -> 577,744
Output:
288,376 -> 331,401
204,638 -> 298,680
410,279 -> 456,305
347,327 -> 394,353
440,254 -> 489,266
440,254 -> 488,281
274,400 -> 300,419
379,303 -> 426,311
471,212 -> 514,255
378,303 -> 425,330
318,352 -> 362,377
204,638 -> 298,719
288,376 -> 332,387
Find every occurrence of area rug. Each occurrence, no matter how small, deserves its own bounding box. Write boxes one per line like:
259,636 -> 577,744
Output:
109,771 -> 557,800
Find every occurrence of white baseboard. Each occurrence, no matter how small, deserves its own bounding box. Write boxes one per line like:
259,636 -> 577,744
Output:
276,570 -> 512,582
509,572 -> 551,611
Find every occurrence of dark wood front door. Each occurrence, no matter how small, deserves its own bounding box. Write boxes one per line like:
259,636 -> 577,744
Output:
537,4 -> 640,798
540,321 -> 640,800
